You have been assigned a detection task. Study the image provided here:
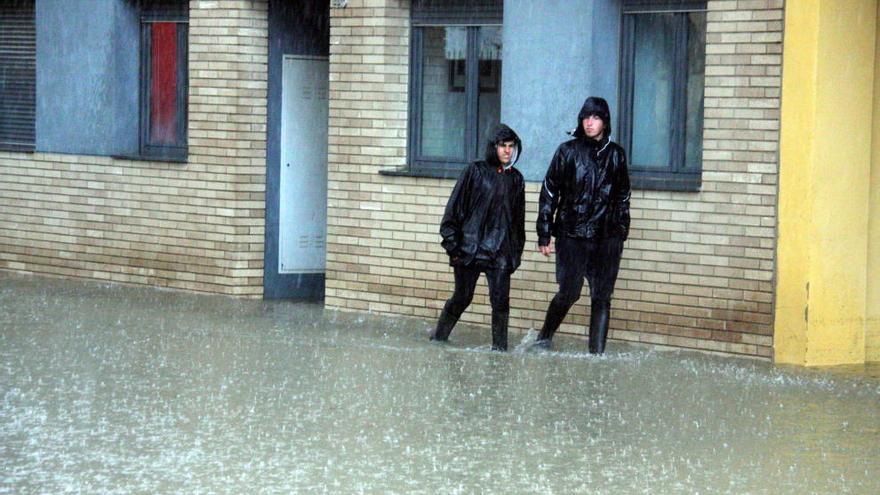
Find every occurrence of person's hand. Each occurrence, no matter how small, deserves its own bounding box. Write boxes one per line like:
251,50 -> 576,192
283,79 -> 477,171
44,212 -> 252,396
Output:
539,241 -> 554,257
449,249 -> 464,264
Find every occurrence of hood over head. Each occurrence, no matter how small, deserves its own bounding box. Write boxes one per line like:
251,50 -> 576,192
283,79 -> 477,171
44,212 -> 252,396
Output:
485,123 -> 522,168
572,96 -> 611,139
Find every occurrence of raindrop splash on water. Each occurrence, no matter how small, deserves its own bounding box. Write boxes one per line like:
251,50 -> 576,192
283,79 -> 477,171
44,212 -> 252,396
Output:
0,271 -> 878,494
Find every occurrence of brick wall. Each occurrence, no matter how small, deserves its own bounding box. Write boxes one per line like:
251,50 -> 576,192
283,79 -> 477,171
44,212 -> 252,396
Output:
0,0 -> 269,296
614,1 -> 784,356
325,0 -> 783,359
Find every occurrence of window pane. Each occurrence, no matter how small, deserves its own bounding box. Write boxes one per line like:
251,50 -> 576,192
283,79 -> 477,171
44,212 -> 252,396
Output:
419,27 -> 466,160
685,12 -> 706,171
477,26 -> 502,153
631,13 -> 675,170
149,22 -> 179,146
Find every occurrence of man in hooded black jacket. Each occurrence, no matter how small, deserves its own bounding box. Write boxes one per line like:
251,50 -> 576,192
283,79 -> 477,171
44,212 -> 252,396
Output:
430,124 -> 526,351
535,97 -> 631,354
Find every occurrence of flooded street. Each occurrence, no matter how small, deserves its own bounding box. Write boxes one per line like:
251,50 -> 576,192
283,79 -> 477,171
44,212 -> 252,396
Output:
1,272 -> 878,494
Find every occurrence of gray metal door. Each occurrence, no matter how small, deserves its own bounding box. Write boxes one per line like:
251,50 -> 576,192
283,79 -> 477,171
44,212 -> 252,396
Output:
279,55 -> 329,274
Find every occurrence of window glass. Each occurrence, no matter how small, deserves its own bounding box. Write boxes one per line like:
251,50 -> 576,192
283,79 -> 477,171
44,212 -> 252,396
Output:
685,11 -> 706,172
631,13 -> 674,170
149,22 -> 180,146
419,26 -> 467,160
477,25 -> 502,148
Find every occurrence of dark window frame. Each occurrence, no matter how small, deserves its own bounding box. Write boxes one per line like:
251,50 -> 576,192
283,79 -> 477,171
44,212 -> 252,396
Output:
392,0 -> 503,179
619,0 -> 707,191
0,0 -> 36,152
138,4 -> 188,161
406,25 -> 493,178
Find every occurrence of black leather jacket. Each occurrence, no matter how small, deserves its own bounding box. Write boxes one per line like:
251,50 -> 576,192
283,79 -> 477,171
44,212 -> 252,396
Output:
537,135 -> 631,245
440,160 -> 526,270
440,125 -> 526,271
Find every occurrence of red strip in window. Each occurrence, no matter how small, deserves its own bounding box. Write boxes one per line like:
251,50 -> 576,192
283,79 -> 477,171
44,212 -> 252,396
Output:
150,23 -> 178,145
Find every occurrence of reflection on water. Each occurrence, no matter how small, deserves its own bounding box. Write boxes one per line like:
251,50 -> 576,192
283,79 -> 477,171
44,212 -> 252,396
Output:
1,272 -> 878,494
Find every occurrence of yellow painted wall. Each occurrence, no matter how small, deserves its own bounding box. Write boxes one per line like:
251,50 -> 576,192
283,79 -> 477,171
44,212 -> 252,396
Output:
775,0 -> 819,365
868,1 -> 880,362
776,0 -> 877,366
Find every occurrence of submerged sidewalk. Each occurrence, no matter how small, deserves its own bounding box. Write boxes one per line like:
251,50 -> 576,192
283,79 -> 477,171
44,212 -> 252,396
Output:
1,271 -> 878,494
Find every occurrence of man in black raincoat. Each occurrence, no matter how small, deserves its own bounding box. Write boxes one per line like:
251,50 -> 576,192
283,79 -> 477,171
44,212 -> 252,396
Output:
430,124 -> 526,351
535,97 -> 631,354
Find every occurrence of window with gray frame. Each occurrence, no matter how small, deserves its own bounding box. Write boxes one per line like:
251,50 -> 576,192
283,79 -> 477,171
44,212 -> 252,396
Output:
0,0 -> 36,152
406,0 -> 503,178
619,0 -> 706,191
140,0 -> 188,161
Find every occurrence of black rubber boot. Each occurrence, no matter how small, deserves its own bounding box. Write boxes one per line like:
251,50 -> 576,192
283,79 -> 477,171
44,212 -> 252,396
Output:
588,299 -> 611,354
491,311 -> 509,351
534,298 -> 569,349
430,307 -> 459,342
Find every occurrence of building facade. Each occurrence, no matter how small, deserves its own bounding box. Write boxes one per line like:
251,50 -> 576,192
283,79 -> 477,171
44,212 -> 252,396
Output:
1,0 -> 272,296
1,0 -> 878,365
324,0 -> 784,359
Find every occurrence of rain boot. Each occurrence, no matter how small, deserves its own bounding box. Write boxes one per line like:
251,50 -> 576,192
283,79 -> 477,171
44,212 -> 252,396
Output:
491,311 -> 509,351
534,299 -> 568,349
430,307 -> 459,342
588,299 -> 610,354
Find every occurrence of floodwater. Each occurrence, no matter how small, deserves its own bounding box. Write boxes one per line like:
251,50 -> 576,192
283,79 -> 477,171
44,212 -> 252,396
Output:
1,272 -> 878,494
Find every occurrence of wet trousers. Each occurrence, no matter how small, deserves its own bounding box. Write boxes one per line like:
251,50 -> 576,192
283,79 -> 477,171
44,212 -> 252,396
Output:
430,264 -> 511,351
537,236 -> 624,353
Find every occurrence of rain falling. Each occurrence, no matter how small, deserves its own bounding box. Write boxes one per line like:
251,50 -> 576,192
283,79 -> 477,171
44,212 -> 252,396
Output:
1,272 -> 878,494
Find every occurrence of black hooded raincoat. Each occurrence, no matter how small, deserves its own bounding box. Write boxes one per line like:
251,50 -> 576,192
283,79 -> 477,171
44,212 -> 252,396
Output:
440,124 -> 526,271
537,98 -> 631,246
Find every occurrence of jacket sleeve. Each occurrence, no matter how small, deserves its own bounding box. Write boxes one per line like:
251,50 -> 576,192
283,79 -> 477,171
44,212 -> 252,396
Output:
439,164 -> 474,256
614,148 -> 631,241
536,145 -> 564,246
515,176 -> 526,257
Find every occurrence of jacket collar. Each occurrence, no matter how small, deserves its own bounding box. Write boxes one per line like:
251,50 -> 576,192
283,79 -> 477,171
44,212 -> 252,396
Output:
582,135 -> 610,155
